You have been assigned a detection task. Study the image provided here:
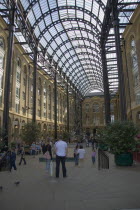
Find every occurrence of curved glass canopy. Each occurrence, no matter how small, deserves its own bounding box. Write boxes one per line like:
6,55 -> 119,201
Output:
0,0 -> 140,96
19,0 -> 107,95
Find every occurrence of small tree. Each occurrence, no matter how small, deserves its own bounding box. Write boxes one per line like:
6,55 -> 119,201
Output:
98,121 -> 139,154
21,122 -> 41,145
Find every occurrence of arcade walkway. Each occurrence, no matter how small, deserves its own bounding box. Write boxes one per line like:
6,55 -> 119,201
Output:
0,146 -> 140,210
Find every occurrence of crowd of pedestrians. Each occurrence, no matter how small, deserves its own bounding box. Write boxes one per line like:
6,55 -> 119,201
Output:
6,136 -> 98,179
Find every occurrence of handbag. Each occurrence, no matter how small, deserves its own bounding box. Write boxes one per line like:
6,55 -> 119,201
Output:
44,151 -> 51,160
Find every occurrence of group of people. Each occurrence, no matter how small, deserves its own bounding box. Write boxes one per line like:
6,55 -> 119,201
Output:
74,144 -> 96,166
9,136 -> 97,179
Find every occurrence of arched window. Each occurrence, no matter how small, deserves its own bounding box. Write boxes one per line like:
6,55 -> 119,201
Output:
17,57 -> 21,68
93,103 -> 99,112
131,38 -> 139,87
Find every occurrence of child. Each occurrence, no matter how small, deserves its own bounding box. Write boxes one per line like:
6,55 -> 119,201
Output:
91,149 -> 96,164
77,145 -> 85,167
19,146 -> 26,165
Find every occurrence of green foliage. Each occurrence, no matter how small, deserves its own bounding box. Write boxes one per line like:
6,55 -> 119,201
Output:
98,121 -> 139,154
21,122 -> 41,145
62,131 -> 70,141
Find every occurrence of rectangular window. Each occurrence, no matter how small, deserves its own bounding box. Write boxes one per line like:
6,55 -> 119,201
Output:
15,103 -> 19,113
136,92 -> 140,105
44,112 -> 46,118
16,71 -> 20,83
16,87 -> 20,98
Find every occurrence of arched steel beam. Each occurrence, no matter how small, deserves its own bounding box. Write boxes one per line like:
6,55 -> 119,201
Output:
68,63 -> 102,75
63,61 -> 102,79
25,0 -> 106,14
36,18 -> 101,40
51,44 -> 99,58
26,6 -> 103,29
61,56 -> 102,69
57,52 -> 101,70
46,28 -> 100,50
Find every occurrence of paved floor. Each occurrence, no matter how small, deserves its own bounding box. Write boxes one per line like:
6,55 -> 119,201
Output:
0,145 -> 140,210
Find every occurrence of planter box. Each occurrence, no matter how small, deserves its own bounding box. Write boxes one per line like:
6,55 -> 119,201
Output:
115,153 -> 133,166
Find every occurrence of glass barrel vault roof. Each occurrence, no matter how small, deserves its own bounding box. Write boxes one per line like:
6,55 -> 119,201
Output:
0,0 -> 140,96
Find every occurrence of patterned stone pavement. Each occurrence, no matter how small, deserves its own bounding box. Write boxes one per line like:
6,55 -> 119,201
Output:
0,145 -> 140,210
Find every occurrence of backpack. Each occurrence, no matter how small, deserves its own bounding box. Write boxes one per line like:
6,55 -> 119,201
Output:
44,151 -> 51,160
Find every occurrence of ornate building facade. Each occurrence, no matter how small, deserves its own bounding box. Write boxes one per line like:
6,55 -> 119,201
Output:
0,17 -> 76,142
122,5 -> 140,126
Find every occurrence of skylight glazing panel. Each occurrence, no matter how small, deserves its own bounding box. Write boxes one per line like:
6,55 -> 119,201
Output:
54,54 -> 58,61
20,0 -> 29,10
55,37 -> 62,45
51,11 -> 59,22
40,0 -> 49,13
50,41 -> 57,50
56,49 -> 61,56
47,46 -> 53,55
59,10 -> 68,18
98,8 -> 104,22
76,0 -> 84,7
92,2 -> 99,16
67,9 -> 75,18
58,0 -> 66,6
27,11 -> 36,26
33,4 -> 41,19
63,22 -> 71,29
67,0 -> 75,6
44,15 -> 52,25
67,31 -> 76,38
69,50 -> 75,56
61,57 -> 66,63
60,45 -> 67,52
84,13 -> 91,22
85,0 -> 92,11
78,22 -> 86,28
34,26 -> 40,38
77,10 -> 84,19
49,26 -> 58,36
40,37 -> 47,47
44,31 -> 52,41
55,23 -> 64,33
38,20 -> 46,31
65,63 -> 69,68
48,0 -> 57,9
91,18 -> 97,26
60,34 -> 68,41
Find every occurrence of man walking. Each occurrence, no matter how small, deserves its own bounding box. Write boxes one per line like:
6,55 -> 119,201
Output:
55,136 -> 68,178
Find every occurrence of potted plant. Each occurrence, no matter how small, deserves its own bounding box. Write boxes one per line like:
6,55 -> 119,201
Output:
98,121 -> 139,166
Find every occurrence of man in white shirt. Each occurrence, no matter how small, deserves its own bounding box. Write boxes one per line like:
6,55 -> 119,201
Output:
54,136 -> 68,178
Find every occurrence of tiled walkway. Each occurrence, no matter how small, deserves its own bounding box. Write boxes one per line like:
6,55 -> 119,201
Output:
0,145 -> 140,210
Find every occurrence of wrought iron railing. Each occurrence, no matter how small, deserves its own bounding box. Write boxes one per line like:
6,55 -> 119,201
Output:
98,148 -> 109,170
0,151 -> 10,171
